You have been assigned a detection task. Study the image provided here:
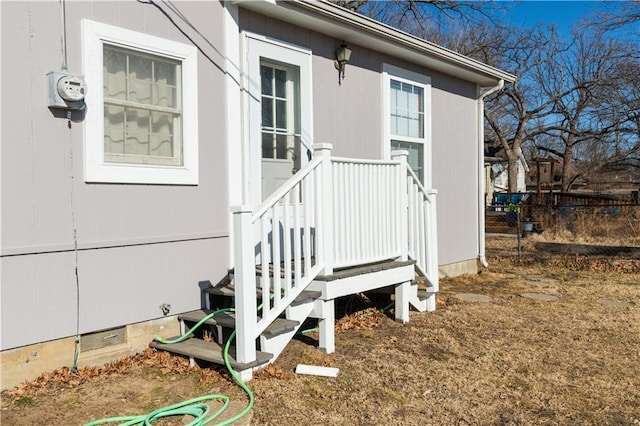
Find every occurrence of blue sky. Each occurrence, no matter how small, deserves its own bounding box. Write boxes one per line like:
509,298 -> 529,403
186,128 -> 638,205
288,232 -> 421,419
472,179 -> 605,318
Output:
502,1 -> 598,27
497,1 -> 628,36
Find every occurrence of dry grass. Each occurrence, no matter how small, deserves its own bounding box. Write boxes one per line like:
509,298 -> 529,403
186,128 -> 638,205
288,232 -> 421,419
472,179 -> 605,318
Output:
533,206 -> 640,246
2,259 -> 639,425
250,261 -> 640,425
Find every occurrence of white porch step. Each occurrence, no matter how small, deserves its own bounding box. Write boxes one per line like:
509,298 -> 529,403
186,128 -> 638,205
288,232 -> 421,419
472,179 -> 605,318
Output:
149,337 -> 273,370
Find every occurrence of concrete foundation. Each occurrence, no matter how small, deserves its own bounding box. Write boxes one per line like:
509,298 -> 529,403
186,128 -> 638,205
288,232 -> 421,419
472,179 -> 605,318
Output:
0,316 -> 180,391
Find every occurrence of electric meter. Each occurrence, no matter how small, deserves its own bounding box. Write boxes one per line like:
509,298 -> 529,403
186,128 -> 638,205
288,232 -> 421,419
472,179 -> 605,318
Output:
48,71 -> 87,110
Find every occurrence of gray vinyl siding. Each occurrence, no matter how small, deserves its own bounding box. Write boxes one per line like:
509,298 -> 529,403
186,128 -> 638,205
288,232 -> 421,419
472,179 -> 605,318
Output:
2,1 -> 485,352
239,10 -> 481,267
431,80 -> 480,265
1,1 -> 229,350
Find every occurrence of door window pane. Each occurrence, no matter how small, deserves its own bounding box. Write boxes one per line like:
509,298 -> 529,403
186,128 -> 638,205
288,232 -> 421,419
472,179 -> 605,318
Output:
275,69 -> 287,98
276,99 -> 287,129
261,65 -> 273,96
262,133 -> 274,159
276,134 -> 288,159
261,96 -> 273,129
260,62 -> 298,161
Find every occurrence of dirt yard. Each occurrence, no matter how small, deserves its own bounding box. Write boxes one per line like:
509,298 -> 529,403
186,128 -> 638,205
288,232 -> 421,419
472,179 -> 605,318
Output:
2,257 -> 639,425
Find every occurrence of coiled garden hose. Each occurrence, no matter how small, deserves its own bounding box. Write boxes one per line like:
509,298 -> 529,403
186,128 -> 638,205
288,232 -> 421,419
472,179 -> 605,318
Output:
84,308 -> 254,426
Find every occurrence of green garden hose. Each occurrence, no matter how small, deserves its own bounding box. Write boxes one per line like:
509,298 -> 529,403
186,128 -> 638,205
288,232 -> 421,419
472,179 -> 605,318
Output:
85,308 -> 254,426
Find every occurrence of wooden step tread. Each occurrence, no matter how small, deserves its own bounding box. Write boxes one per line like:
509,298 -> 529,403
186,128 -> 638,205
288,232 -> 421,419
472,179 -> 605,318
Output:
291,290 -> 321,306
150,337 -> 272,370
204,285 -> 235,297
179,309 -> 300,337
315,260 -> 416,282
417,289 -> 436,301
179,310 -> 235,328
205,283 -> 321,305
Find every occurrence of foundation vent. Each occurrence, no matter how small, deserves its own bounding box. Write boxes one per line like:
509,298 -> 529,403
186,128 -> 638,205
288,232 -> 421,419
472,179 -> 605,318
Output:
81,326 -> 126,352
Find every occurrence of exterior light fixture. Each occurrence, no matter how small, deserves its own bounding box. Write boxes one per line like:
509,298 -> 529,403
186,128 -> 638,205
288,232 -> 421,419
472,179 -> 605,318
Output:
334,43 -> 352,85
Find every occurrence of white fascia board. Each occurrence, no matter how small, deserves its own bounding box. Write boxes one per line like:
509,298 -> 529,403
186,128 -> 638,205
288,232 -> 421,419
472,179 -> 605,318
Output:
232,0 -> 516,87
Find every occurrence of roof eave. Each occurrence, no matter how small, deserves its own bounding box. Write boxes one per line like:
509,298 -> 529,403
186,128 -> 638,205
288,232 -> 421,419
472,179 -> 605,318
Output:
232,0 -> 516,87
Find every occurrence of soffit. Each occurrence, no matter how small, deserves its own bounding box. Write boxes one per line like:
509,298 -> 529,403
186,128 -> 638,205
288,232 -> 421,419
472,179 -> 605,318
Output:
233,0 -> 517,87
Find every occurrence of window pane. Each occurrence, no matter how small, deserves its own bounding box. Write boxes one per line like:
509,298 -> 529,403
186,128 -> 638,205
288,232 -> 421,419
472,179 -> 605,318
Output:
129,77 -> 152,104
390,79 -> 424,138
275,69 -> 287,98
391,140 -> 424,182
276,99 -> 287,129
154,83 -> 176,108
261,65 -> 273,96
150,134 -> 173,157
128,55 -> 152,104
262,133 -> 274,159
155,59 -> 176,86
125,108 -> 150,155
151,112 -> 174,157
100,40 -> 185,169
104,47 -> 126,76
390,79 -> 401,95
276,134 -> 288,159
104,105 -> 125,155
262,96 -> 273,128
104,48 -> 127,101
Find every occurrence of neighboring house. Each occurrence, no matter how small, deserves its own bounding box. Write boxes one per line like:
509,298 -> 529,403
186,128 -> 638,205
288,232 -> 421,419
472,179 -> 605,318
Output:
1,0 -> 515,387
484,144 -> 529,205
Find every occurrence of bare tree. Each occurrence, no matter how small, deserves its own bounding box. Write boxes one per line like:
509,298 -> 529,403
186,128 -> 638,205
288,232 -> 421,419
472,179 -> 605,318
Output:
335,0 -> 640,194
588,0 -> 640,34
531,29 -> 640,191
471,25 -> 563,193
334,0 -> 504,41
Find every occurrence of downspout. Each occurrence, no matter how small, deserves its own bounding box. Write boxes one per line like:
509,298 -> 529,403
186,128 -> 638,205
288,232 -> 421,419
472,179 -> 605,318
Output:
477,79 -> 504,268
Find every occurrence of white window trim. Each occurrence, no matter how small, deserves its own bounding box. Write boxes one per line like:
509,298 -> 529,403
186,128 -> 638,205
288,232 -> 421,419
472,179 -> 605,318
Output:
82,19 -> 199,185
382,63 -> 432,188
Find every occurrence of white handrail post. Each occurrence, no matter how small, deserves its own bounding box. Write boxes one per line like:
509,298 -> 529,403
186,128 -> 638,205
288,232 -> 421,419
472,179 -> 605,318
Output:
391,150 -> 409,262
313,143 -> 333,276
231,206 -> 257,365
427,190 -> 439,292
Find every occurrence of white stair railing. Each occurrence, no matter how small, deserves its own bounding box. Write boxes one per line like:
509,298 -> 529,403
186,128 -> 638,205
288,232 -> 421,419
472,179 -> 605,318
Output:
331,157 -> 404,268
232,145 -> 331,365
232,145 -> 439,366
393,151 -> 439,293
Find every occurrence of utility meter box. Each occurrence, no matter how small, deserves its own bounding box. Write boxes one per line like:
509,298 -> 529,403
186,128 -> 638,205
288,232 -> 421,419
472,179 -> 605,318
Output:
48,71 -> 87,110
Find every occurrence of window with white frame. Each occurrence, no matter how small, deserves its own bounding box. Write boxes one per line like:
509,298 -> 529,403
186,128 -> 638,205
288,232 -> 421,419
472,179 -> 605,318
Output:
83,20 -> 198,184
383,64 -> 431,186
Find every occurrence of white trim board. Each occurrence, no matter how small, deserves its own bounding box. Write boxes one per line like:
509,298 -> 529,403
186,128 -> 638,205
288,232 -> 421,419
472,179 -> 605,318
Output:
82,19 -> 199,185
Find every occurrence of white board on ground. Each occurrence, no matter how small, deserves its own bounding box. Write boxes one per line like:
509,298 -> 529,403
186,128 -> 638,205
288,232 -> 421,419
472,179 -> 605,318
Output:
295,364 -> 339,378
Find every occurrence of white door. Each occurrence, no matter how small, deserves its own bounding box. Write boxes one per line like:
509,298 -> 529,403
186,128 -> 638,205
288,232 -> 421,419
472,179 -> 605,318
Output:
244,34 -> 313,206
260,61 -> 300,200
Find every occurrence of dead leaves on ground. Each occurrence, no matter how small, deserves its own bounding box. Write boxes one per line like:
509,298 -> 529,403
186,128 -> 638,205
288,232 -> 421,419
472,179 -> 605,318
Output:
1,349 -> 203,401
253,364 -> 293,380
3,303 -> 387,403
335,307 -> 387,331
